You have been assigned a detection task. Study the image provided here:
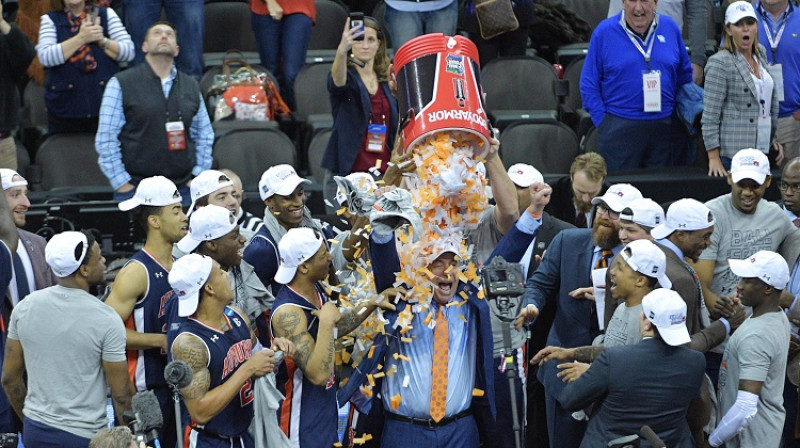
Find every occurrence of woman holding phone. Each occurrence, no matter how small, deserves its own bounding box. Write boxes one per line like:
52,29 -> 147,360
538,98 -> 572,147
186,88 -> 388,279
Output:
322,16 -> 398,211
36,0 -> 133,135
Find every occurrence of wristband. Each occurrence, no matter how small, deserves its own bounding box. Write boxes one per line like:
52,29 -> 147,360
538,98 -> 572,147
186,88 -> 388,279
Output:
527,209 -> 542,220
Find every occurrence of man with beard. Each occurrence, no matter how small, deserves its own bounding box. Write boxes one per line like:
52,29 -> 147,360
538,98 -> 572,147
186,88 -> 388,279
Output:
545,153 -> 607,229
105,176 -> 188,448
694,149 -> 800,386
515,183 -> 641,448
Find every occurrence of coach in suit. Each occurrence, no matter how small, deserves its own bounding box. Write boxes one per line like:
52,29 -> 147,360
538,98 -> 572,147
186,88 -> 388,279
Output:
560,289 -> 706,448
516,183 -> 642,448
702,1 -> 780,175
524,212 -> 574,448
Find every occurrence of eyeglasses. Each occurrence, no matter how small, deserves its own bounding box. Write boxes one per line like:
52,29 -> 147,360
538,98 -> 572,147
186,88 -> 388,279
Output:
596,203 -> 620,219
779,181 -> 800,193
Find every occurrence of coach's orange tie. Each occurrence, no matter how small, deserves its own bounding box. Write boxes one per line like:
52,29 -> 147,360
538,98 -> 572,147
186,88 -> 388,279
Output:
595,249 -> 613,269
430,307 -> 449,422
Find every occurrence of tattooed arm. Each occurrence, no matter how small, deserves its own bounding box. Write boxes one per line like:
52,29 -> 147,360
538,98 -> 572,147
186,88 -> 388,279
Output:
172,332 -> 275,424
1,338 -> 26,420
273,302 -> 340,386
336,286 -> 405,336
532,344 -> 605,365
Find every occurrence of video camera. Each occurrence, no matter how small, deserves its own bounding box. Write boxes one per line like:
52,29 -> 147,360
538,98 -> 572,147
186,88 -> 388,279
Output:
480,256 -> 525,298
0,433 -> 17,448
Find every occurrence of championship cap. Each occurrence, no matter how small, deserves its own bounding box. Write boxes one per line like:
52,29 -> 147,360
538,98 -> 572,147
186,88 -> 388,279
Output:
176,205 -> 238,253
118,176 -> 182,212
730,149 -> 770,185
619,198 -> 664,228
728,250 -> 790,290
620,239 -> 672,289
642,289 -> 691,346
258,165 -> 311,201
591,183 -> 643,212
726,1 -> 757,25
275,227 -> 325,284
45,231 -> 89,278
507,163 -> 544,188
651,199 -> 715,240
0,169 -> 27,191
188,170 -> 233,216
169,254 -> 214,317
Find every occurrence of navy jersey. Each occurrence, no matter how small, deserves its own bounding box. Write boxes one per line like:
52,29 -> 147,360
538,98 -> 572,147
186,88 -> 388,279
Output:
179,307 -> 254,437
271,283 -> 338,448
125,249 -> 172,390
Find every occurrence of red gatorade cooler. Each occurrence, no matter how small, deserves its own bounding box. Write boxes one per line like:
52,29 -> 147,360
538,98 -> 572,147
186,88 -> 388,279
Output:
392,34 -> 491,157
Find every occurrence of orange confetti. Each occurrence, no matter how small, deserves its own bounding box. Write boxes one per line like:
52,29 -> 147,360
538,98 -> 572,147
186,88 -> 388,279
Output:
472,388 -> 485,397
390,393 -> 402,410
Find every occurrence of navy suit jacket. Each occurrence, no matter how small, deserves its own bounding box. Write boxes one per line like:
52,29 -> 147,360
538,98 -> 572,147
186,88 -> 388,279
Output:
521,228 -> 600,399
560,338 -> 705,448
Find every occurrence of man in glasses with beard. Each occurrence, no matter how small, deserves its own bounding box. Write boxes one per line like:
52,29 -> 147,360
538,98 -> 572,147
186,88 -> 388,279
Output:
515,183 -> 642,448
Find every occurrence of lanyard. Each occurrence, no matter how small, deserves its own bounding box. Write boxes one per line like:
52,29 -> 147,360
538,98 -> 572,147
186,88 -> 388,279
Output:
760,4 -> 792,62
620,12 -> 658,68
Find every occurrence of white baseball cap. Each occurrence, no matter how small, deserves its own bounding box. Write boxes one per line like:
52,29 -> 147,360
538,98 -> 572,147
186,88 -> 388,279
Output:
619,198 -> 664,228
335,172 -> 378,206
730,149 -> 770,185
258,165 -> 311,201
591,183 -> 643,213
642,288 -> 691,346
728,250 -> 790,290
169,253 -> 214,317
424,235 -> 464,266
188,170 -> 233,216
176,205 -> 238,253
45,231 -> 89,278
651,198 -> 715,240
507,163 -> 544,188
726,1 -> 757,25
275,227 -> 325,284
0,169 -> 27,191
620,239 -> 672,289
119,176 -> 182,212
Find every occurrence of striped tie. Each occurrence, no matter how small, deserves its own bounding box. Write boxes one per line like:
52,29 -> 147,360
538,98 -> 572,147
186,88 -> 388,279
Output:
430,308 -> 449,422
595,249 -> 613,269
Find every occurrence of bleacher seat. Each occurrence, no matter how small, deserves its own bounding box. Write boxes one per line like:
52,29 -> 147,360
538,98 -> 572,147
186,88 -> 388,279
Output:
481,56 -> 564,130
203,3 -> 259,68
198,60 -> 279,119
499,122 -> 580,174
35,133 -> 109,191
213,128 -> 296,191
306,128 -> 332,184
554,0 -> 610,31
306,0 -> 349,63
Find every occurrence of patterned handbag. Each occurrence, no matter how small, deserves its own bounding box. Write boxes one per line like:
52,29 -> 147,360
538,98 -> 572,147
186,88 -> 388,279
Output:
474,0 -> 519,40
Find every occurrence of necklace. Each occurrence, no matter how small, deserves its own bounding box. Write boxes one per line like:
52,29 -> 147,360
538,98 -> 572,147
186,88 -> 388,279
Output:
745,55 -> 762,79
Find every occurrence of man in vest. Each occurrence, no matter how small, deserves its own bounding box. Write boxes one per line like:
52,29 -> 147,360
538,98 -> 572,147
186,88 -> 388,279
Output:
95,21 -> 213,205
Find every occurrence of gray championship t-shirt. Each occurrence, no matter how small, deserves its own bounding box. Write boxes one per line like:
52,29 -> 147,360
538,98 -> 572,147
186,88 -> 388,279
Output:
718,311 -> 790,448
701,195 -> 800,299
7,285 -> 127,439
603,303 -> 643,348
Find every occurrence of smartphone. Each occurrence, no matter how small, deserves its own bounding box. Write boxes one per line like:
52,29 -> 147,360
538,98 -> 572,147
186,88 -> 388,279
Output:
88,5 -> 99,23
350,12 -> 364,41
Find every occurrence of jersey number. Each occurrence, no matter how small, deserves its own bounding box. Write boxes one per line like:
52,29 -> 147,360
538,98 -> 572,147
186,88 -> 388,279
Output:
239,378 -> 254,406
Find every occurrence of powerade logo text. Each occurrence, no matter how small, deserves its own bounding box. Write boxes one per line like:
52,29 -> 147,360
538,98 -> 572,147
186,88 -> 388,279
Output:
446,55 -> 464,74
427,110 -> 487,128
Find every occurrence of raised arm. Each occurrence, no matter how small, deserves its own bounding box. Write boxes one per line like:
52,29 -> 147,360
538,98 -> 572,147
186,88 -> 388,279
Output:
331,19 -> 360,87
105,262 -> 167,351
335,287 -> 404,336
172,332 -> 275,425
271,303 -> 340,386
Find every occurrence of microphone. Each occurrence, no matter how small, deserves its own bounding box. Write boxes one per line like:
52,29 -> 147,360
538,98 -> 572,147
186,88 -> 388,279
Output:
164,360 -> 193,389
131,390 -> 163,447
639,426 -> 665,448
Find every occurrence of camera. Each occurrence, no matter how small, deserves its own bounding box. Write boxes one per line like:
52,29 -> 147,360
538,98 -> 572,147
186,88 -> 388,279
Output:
480,256 -> 525,298
0,433 -> 17,448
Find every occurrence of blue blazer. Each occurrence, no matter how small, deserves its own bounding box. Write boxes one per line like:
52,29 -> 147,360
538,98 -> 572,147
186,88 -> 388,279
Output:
322,68 -> 398,175
560,338 -> 705,448
521,228 -> 600,399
